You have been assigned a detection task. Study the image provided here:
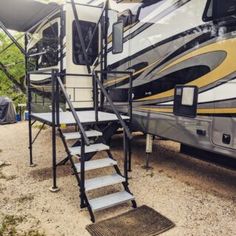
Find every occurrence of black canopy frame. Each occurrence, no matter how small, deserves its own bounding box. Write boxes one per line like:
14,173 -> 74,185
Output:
0,0 -> 61,56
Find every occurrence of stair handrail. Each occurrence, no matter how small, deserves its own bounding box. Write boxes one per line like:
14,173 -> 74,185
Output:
53,70 -> 90,146
93,70 -> 133,140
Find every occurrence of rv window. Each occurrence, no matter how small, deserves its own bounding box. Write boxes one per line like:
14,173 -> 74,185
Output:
203,0 -> 213,21
214,0 -> 236,19
203,0 -> 236,21
72,20 -> 98,66
118,10 -> 135,27
39,22 -> 59,68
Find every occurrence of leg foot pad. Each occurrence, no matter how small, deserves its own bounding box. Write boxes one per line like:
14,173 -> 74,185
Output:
141,165 -> 153,170
49,187 -> 60,192
29,163 -> 37,167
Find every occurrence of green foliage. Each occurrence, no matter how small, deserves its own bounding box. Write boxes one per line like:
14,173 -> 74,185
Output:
0,215 -> 24,236
0,214 -> 46,236
0,31 -> 26,106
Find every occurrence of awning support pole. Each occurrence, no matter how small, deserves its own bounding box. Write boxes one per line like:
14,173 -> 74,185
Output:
71,0 -> 91,74
25,33 -> 35,168
49,69 -> 60,192
0,35 -> 24,56
0,21 -> 26,55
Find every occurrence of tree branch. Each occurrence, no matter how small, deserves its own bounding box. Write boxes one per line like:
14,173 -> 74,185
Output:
0,61 -> 26,94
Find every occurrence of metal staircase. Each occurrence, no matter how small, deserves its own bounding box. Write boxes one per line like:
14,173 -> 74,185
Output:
59,126 -> 136,222
27,67 -> 136,222
41,68 -> 136,222
27,0 -> 136,222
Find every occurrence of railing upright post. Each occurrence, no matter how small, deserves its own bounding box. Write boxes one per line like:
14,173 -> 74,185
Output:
56,72 -> 60,126
93,73 -> 99,123
25,33 -> 33,167
123,131 -> 129,184
27,73 -> 34,167
80,136 -> 86,208
128,73 -> 133,122
50,69 -> 59,192
128,138 -> 132,172
128,72 -> 133,171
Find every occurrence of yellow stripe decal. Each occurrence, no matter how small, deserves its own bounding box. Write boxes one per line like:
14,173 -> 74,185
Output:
137,38 -> 236,101
104,58 -> 162,86
136,107 -> 236,114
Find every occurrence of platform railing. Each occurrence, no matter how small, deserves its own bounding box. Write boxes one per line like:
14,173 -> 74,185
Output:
28,68 -> 89,194
52,70 -> 89,145
93,70 -> 134,182
51,69 -> 89,200
93,70 -> 134,140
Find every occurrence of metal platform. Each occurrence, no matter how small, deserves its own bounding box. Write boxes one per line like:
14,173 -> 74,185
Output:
31,111 -> 130,126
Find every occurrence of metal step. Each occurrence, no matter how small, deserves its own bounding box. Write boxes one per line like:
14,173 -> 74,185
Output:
63,130 -> 102,140
75,158 -> 117,173
69,143 -> 109,155
85,174 -> 125,191
89,191 -> 135,212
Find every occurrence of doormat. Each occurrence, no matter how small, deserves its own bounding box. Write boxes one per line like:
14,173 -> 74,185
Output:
86,205 -> 175,236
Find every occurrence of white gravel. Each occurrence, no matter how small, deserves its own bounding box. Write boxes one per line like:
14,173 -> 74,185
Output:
0,122 -> 235,236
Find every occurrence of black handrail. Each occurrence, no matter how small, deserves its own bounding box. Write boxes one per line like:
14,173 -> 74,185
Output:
95,69 -> 134,119
93,70 -> 133,140
53,70 -> 90,146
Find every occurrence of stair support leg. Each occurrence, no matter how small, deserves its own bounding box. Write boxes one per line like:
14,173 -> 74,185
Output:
128,138 -> 132,172
80,137 -> 86,208
50,70 -> 59,192
58,128 -> 94,219
123,132 -> 129,184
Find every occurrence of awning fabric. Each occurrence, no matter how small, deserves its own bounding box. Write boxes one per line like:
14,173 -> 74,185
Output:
0,0 -> 60,32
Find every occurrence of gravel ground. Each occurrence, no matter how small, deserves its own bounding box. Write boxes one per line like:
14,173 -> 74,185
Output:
0,121 -> 235,236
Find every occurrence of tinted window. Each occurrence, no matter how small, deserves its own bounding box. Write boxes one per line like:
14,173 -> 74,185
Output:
203,0 -> 236,21
215,0 -> 236,19
40,23 -> 59,68
73,20 -> 98,65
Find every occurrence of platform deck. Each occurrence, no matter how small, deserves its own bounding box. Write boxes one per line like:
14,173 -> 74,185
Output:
31,111 -> 129,126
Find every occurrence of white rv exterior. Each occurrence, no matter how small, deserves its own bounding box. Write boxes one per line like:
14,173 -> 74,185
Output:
28,0 -> 236,159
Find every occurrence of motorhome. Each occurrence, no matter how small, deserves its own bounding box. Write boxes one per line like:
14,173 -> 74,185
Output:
1,0 -> 235,222
27,0 -> 236,159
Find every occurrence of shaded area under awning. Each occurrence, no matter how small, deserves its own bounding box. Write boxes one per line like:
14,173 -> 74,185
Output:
0,0 -> 60,32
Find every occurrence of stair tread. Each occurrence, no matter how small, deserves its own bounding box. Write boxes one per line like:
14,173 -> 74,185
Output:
85,174 -> 125,191
75,158 -> 117,172
89,191 -> 135,212
63,130 -> 102,140
69,143 -> 109,155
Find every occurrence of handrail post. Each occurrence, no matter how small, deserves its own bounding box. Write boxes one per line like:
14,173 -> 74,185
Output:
27,72 -> 34,167
128,73 -> 133,122
80,136 -> 86,208
94,71 -> 132,139
56,76 -> 90,145
93,72 -> 99,123
128,73 -> 133,171
123,131 -> 129,184
25,33 -> 34,168
50,69 -> 59,192
56,72 -> 60,126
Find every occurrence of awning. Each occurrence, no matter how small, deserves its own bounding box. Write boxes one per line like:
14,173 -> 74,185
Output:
0,0 -> 60,32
